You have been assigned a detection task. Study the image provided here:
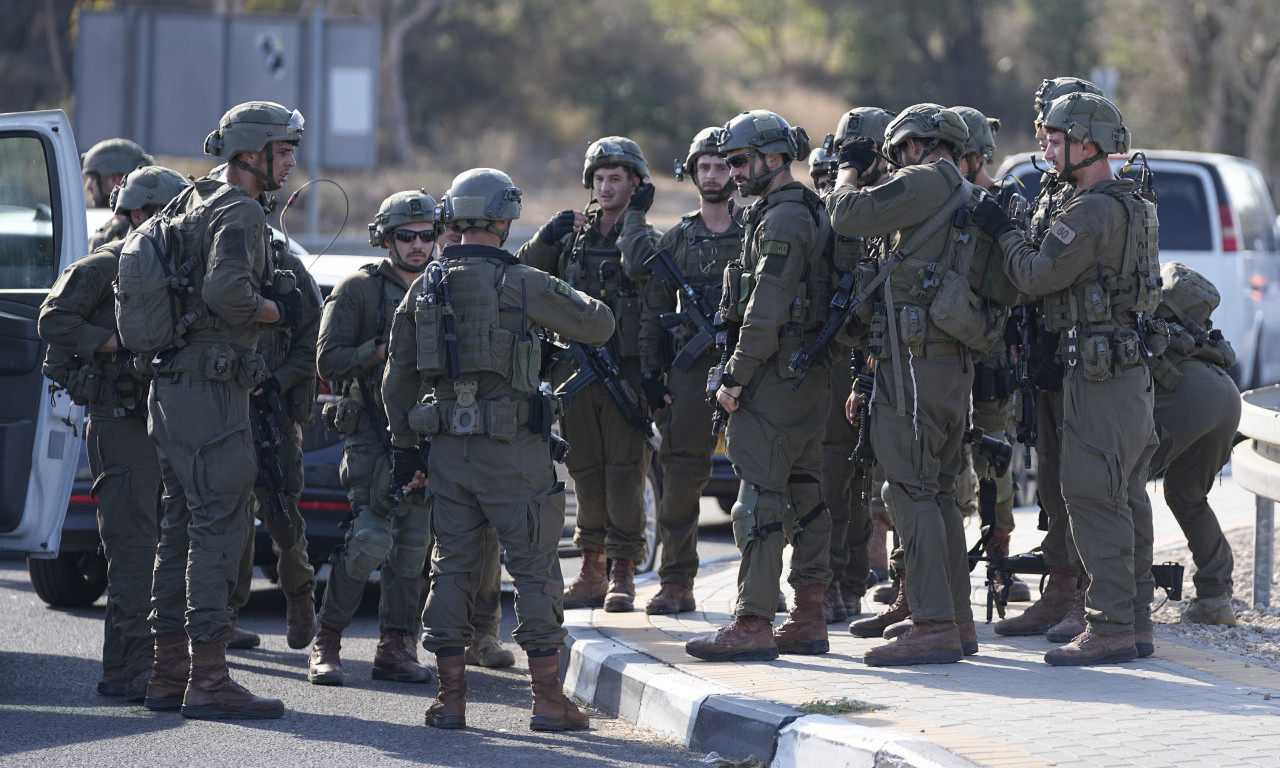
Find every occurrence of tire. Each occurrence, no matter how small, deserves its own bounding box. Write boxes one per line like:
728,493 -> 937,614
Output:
27,550 -> 109,607
637,464 -> 662,574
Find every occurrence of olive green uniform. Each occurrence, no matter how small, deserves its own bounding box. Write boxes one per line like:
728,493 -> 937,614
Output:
826,160 -> 980,627
147,178 -> 271,643
722,182 -> 833,620
639,212 -> 742,587
229,247 -> 321,616
89,214 -> 131,251
39,241 -> 161,684
315,259 -> 431,635
999,177 -> 1159,636
517,209 -> 658,564
383,244 -> 614,651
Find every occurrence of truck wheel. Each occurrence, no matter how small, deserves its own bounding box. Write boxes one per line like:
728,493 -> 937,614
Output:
27,550 -> 109,607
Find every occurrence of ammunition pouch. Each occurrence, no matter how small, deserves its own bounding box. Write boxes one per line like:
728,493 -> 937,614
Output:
928,269 -> 1005,352
720,261 -> 753,324
64,363 -> 105,407
407,397 -> 530,443
1151,356 -> 1184,392
324,395 -> 363,436
973,362 -> 1016,401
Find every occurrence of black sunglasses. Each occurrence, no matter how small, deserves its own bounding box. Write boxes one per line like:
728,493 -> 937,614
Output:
725,153 -> 752,169
394,229 -> 437,244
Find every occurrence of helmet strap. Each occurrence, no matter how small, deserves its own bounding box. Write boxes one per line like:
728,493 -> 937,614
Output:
233,146 -> 280,192
1058,141 -> 1104,184
742,150 -> 785,197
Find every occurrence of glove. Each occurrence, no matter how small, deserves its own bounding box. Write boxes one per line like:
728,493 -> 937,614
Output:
391,444 -> 429,490
971,196 -> 1017,240
267,284 -> 303,329
255,376 -> 281,396
628,181 -> 656,213
641,370 -> 670,408
837,137 -> 877,176
536,210 -> 577,245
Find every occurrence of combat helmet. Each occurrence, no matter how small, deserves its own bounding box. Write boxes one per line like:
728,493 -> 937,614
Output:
582,136 -> 649,189
1158,261 -> 1220,330
204,101 -> 303,159
951,106 -> 1000,162
833,107 -> 895,150
109,166 -> 190,215
81,138 -> 153,179
716,110 -> 810,196
1040,92 -> 1130,154
369,189 -> 439,246
884,103 -> 969,165
441,168 -> 523,246
807,146 -> 837,188
1034,76 -> 1103,113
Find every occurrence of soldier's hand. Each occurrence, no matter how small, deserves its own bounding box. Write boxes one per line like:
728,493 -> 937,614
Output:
845,391 -> 863,424
717,384 -> 743,413
253,376 -> 281,398
972,196 -> 1017,239
391,445 -> 429,491
641,370 -> 672,408
536,210 -> 578,244
629,181 -> 656,213
838,137 -> 877,176
266,283 -> 304,328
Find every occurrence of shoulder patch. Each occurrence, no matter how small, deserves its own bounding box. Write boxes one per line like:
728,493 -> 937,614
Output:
1049,221 -> 1077,245
761,239 -> 790,257
555,278 -> 585,304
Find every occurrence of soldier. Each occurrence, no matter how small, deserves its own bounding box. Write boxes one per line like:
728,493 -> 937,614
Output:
973,91 -> 1161,665
226,236 -> 322,652
143,102 -> 305,719
82,138 -> 154,249
38,165 -> 186,702
516,136 -> 659,613
639,127 -> 742,615
309,190 -> 436,686
1149,262 -> 1240,626
684,109 -> 834,662
382,168 -> 614,731
827,104 -> 994,666
808,146 -> 837,194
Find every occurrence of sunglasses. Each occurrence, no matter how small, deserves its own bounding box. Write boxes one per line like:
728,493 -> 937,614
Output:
394,229 -> 437,244
724,153 -> 752,169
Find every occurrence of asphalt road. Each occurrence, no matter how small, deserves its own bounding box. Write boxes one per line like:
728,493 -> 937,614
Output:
0,500 -> 737,768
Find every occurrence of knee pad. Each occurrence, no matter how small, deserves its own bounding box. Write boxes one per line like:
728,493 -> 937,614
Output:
388,525 -> 431,579
345,526 -> 393,576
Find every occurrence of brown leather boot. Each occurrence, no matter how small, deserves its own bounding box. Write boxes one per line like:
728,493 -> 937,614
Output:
864,620 -> 964,667
308,626 -> 345,686
144,633 -> 189,711
563,548 -> 608,609
1135,630 -> 1154,658
424,652 -> 467,729
775,584 -> 830,655
645,582 -> 695,615
225,619 -> 260,650
1044,630 -> 1137,666
528,652 -> 589,731
466,633 -> 516,668
872,571 -> 900,604
1047,574 -> 1090,643
181,637 -> 283,719
685,615 -> 778,662
993,568 -> 1078,636
840,587 -> 863,619
821,582 -> 848,624
850,570 -> 910,638
285,586 -> 317,650
603,558 -> 636,613
958,620 -> 978,656
373,629 -> 432,683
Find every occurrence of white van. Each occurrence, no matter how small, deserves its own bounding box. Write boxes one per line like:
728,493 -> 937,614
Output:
994,149 -> 1280,388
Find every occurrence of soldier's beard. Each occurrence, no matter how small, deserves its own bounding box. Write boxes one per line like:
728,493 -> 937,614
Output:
699,180 -> 734,204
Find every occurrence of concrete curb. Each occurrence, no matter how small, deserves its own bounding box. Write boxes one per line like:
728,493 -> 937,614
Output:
562,622 -> 982,768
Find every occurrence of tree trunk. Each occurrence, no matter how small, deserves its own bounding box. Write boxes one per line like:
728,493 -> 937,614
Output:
383,0 -> 456,165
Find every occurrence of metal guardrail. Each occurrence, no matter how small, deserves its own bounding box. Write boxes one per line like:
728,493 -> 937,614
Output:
1231,384 -> 1280,608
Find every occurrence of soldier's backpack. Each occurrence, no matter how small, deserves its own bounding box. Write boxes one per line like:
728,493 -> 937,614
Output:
114,184 -> 236,357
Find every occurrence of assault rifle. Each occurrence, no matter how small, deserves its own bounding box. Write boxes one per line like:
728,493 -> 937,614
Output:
643,248 -> 719,372
249,386 -> 294,534
552,339 -> 658,451
706,310 -> 739,436
849,353 -> 875,510
1009,305 -> 1038,470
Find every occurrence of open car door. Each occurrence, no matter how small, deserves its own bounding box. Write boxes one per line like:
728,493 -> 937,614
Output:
0,110 -> 87,558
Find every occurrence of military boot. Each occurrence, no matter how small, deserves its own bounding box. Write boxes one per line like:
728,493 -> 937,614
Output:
225,619 -> 261,650
1135,630 -> 1155,658
181,637 -> 283,720
1181,595 -> 1236,626
528,652 -> 589,731
120,667 -> 152,703
308,626 -> 345,686
144,633 -> 189,711
645,582 -> 695,615
839,584 -> 863,619
603,558 -> 636,613
685,615 -> 779,662
1043,630 -> 1137,666
872,571 -> 900,604
373,629 -> 432,683
850,570 -> 910,638
985,528 -> 1031,602
285,586 -> 318,650
1046,573 -> 1090,643
424,652 -> 467,729
993,568 -> 1077,636
466,633 -> 516,668
774,584 -> 830,655
563,548 -> 608,609
864,620 -> 964,667
821,582 -> 848,624
958,620 -> 978,656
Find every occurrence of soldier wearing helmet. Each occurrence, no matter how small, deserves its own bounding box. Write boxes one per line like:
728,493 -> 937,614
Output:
808,147 -> 838,194
144,102 -> 306,720
638,127 -> 743,616
683,109 -> 835,663
83,138 -> 154,249
827,103 -> 992,667
972,91 -> 1161,667
37,165 -> 186,703
1146,262 -> 1239,629
383,168 -> 614,732
517,136 -> 660,615
833,106 -> 896,188
310,189 -> 440,689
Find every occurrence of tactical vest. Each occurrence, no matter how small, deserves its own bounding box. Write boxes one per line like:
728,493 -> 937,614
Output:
673,213 -> 743,311
559,218 -> 642,358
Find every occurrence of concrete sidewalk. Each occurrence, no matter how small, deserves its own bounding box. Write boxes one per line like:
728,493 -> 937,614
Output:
560,474 -> 1280,767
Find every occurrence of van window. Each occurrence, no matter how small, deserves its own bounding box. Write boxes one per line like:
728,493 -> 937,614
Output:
1150,171 -> 1212,252
0,135 -> 57,289
1218,161 -> 1278,252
